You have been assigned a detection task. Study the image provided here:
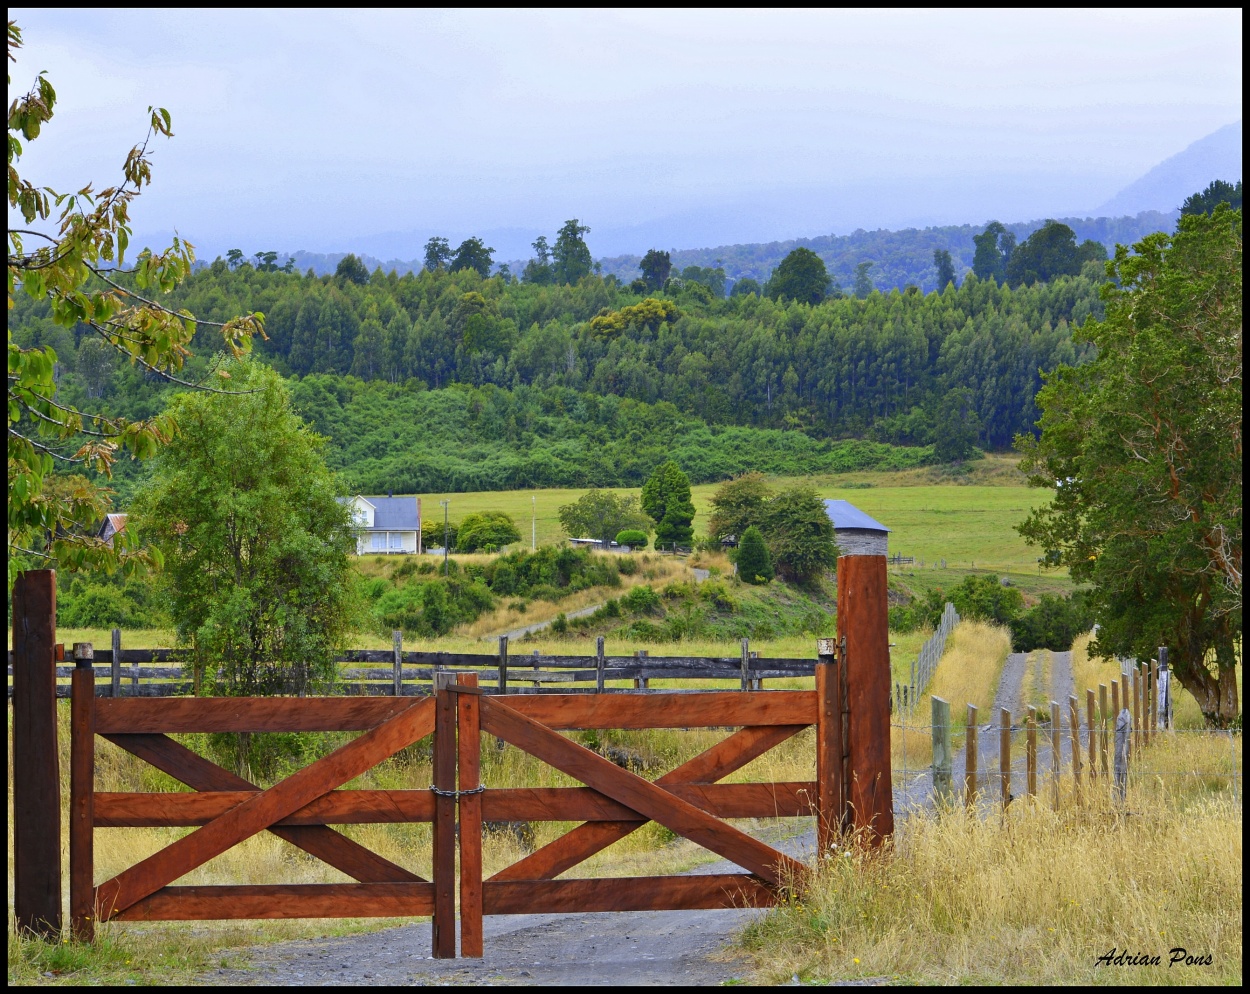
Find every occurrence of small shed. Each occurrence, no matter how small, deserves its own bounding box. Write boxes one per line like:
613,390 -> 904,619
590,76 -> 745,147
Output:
823,499 -> 890,557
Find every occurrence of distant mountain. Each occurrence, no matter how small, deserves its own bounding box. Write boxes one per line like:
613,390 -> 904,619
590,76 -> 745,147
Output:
1095,122 -> 1241,217
595,210 -> 1179,293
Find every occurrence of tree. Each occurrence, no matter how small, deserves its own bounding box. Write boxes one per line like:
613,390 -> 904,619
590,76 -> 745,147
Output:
134,361 -> 357,701
553,219 -> 592,285
765,248 -> 831,305
450,237 -> 495,279
1181,179 -> 1242,216
944,574 -> 1023,626
639,249 -> 672,291
1005,220 -> 1105,287
933,248 -> 957,290
735,525 -> 773,584
558,489 -> 649,547
708,472 -> 775,542
933,388 -> 981,462
522,235 -> 553,285
731,277 -> 761,297
761,487 -> 838,583
641,459 -> 695,548
254,250 -> 279,272
225,248 -> 246,269
423,236 -> 452,272
335,253 -> 370,285
1016,205 -> 1242,725
853,261 -> 875,299
7,22 -> 260,580
972,221 -> 1014,283
615,528 -> 648,550
455,511 -> 520,552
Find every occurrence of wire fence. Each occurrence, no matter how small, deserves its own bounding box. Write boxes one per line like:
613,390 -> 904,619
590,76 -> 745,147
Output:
894,602 -> 958,713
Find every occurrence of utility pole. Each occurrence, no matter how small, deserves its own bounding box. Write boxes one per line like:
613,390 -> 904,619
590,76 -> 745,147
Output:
532,495 -> 537,552
441,499 -> 450,576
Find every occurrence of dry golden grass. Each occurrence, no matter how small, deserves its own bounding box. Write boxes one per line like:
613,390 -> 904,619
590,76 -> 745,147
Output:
743,781 -> 1242,985
893,621 -> 1012,769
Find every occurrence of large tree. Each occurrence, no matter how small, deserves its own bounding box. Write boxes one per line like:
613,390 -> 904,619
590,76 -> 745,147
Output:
762,486 -> 838,584
553,219 -> 592,285
933,248 -> 958,291
1017,206 -> 1242,725
7,22 -> 260,580
639,249 -> 672,292
1182,179 -> 1242,216
766,248 -> 832,305
134,361 -> 358,703
641,459 -> 696,549
557,489 -> 649,547
971,221 -> 1015,284
708,472 -> 775,542
450,237 -> 495,279
1005,220 -> 1105,287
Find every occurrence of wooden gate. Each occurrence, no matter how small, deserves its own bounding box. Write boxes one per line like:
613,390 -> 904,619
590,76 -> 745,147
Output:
69,657 -> 854,957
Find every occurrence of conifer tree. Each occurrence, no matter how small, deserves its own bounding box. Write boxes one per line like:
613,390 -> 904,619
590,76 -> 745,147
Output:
736,526 -> 773,584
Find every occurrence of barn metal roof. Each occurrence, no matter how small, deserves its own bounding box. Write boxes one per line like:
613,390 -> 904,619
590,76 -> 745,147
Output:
823,499 -> 890,533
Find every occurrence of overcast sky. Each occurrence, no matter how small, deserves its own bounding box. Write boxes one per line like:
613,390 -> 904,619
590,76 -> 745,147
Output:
8,9 -> 1243,259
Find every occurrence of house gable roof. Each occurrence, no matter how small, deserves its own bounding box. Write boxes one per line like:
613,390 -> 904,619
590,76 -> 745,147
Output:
358,496 -> 419,530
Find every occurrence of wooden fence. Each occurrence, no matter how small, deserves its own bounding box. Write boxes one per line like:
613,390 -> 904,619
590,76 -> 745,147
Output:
894,602 -> 959,712
6,632 -> 817,699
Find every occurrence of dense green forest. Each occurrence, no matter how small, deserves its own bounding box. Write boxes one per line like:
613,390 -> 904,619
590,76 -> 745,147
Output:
10,255 -> 1103,499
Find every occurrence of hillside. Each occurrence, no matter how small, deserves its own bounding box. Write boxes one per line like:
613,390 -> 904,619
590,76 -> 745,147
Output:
1095,121 -> 1242,217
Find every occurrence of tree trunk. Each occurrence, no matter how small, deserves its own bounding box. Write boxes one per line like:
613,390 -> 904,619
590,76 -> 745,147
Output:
1174,653 -> 1240,728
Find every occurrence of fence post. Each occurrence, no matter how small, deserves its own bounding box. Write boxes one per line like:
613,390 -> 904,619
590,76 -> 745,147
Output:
816,638 -> 844,853
431,671 -> 457,958
1099,684 -> 1109,777
1132,666 -> 1141,757
111,627 -> 122,698
1158,646 -> 1171,729
1149,658 -> 1159,743
1068,695 -> 1082,803
740,638 -> 750,692
457,672 -> 483,957
964,704 -> 978,809
11,569 -> 62,939
1114,707 -> 1131,801
497,635 -> 508,695
634,649 -> 649,690
837,544 -> 893,843
932,696 -> 952,806
392,630 -> 403,697
71,643 -> 95,942
751,650 -> 761,691
1026,706 -> 1037,798
999,707 -> 1011,808
1086,689 -> 1096,781
1050,701 -> 1061,809
596,636 -> 605,694
531,649 -> 541,690
1111,678 -> 1120,731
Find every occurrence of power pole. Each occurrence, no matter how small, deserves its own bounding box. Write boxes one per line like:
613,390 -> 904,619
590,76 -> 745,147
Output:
441,499 -> 450,576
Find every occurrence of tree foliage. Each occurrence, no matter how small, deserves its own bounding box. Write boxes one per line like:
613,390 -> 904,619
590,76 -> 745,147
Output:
972,221 -> 1016,284
1181,179 -> 1242,217
7,21 -> 260,580
933,248 -> 957,290
641,459 -> 695,548
450,237 -> 495,279
761,486 -> 838,583
639,249 -> 672,292
1005,220 -> 1106,288
1017,206 -> 1242,725
454,510 -> 520,552
708,472 -> 774,542
766,248 -> 832,305
133,362 -> 357,699
557,488 -> 649,546
553,219 -> 592,285
736,525 -> 773,584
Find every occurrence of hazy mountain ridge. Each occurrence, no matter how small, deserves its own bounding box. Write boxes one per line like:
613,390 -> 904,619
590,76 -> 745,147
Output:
1095,121 -> 1241,217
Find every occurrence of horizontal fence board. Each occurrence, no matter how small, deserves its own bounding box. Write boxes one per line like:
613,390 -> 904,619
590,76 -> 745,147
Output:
482,874 -> 777,914
95,788 -> 437,827
112,882 -> 436,921
94,697 -> 426,734
482,782 -> 817,822
500,691 -> 815,729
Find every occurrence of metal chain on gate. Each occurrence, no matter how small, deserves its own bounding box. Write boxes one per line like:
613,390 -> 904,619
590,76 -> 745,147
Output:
428,784 -> 486,798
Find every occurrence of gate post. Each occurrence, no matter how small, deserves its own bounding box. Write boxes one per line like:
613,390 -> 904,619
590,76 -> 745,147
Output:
12,569 -> 63,938
457,673 -> 483,957
815,638 -> 844,854
833,509 -> 894,845
432,672 -> 457,958
71,643 -> 96,942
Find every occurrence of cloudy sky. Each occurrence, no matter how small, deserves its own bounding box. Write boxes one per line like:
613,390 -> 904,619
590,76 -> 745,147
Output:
8,9 -> 1243,259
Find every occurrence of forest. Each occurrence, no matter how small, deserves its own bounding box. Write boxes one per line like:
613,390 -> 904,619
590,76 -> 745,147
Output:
10,249 -> 1103,499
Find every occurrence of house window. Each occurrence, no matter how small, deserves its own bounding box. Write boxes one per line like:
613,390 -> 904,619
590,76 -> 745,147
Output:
370,533 -> 386,551
389,532 -> 403,550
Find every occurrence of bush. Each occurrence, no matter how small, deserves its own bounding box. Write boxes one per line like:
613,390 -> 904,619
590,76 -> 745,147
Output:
456,510 -> 521,552
616,555 -> 639,576
736,526 -> 773,585
615,529 -> 648,550
622,584 -> 661,614
1010,592 -> 1096,652
763,487 -> 838,583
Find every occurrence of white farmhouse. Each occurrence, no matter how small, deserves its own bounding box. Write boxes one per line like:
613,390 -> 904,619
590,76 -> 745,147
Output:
342,495 -> 422,555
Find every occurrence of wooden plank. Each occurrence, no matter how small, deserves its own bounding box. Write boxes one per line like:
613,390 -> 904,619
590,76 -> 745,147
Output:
497,691 -> 815,729
480,697 -> 806,886
114,883 -> 435,921
94,698 -> 435,920
11,569 -> 62,939
1026,706 -> 1037,798
70,662 -> 95,941
95,789 -> 438,826
431,675 -> 456,959
815,655 -> 842,853
102,734 -> 428,882
1000,707 -> 1011,808
964,705 -> 978,808
490,724 -> 807,882
457,672 -> 483,958
482,782 -> 816,821
483,874 -> 779,915
95,696 -> 418,733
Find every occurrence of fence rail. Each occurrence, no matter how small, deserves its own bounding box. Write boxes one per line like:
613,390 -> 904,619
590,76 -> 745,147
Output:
895,602 -> 958,712
6,631 -> 818,698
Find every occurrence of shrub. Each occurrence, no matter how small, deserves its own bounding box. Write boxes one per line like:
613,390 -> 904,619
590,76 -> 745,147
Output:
615,529 -> 648,550
456,511 -> 521,552
622,584 -> 661,614
762,487 -> 837,583
1010,592 -> 1096,652
736,526 -> 773,585
617,555 -> 639,576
